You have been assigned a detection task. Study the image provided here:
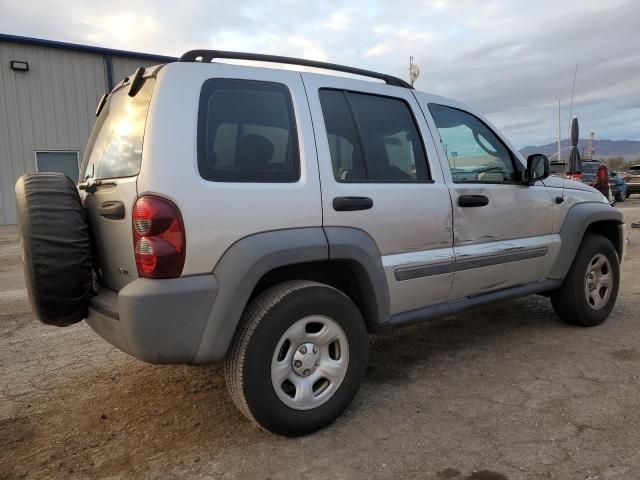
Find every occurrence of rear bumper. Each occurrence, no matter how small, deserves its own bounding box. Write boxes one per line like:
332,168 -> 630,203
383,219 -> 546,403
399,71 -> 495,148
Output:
628,183 -> 640,193
86,275 -> 218,364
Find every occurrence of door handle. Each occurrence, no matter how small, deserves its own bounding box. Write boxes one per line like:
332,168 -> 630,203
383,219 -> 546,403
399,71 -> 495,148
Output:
458,195 -> 489,207
333,196 -> 373,211
98,201 -> 125,219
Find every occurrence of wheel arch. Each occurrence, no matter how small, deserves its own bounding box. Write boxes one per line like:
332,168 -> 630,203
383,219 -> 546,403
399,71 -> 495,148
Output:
193,227 -> 389,364
548,202 -> 624,280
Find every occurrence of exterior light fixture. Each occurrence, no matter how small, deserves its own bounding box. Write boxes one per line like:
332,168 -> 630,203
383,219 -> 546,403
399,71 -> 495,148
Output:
10,61 -> 29,71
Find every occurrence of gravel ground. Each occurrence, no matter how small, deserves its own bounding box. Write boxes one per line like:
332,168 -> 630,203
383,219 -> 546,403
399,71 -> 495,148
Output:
1,198 -> 639,480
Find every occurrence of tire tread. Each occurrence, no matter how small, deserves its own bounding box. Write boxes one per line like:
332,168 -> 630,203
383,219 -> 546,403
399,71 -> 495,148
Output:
551,233 -> 620,326
224,280 -> 338,429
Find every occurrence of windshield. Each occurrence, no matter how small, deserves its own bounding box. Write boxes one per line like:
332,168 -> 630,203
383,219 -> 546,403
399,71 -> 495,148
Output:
80,79 -> 155,181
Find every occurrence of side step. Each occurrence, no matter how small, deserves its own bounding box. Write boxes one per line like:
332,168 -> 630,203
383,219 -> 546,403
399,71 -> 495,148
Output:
389,279 -> 562,329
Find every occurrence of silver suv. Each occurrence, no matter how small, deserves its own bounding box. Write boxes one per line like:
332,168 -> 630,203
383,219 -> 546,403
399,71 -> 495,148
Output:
15,50 -> 625,436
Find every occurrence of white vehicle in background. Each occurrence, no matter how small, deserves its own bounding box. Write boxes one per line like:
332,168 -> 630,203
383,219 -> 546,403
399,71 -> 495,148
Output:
15,50 -> 625,436
625,165 -> 640,197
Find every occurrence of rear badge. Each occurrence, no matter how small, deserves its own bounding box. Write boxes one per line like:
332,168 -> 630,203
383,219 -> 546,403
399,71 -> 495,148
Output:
117,268 -> 132,276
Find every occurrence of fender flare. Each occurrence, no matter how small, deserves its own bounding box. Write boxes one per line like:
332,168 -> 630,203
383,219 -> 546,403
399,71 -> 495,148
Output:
193,227 -> 390,364
547,202 -> 624,280
324,226 -> 390,330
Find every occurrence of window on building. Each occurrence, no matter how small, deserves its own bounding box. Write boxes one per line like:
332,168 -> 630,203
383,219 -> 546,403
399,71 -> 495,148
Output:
319,89 -> 429,182
198,79 -> 300,182
35,151 -> 80,182
428,103 -> 517,183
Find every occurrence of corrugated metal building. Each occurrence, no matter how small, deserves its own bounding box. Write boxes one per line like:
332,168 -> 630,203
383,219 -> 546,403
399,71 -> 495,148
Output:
0,34 -> 175,225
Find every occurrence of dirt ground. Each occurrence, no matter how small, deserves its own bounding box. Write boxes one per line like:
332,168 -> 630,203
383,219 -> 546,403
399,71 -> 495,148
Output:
1,199 -> 640,480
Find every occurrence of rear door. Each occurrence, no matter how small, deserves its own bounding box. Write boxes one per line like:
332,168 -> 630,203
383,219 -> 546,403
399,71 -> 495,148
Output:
81,77 -> 156,291
417,97 -> 557,299
302,73 -> 454,315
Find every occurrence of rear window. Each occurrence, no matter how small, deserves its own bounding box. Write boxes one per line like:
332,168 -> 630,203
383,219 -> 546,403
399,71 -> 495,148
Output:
549,162 -> 566,174
197,79 -> 300,183
81,79 -> 155,180
582,162 -> 600,174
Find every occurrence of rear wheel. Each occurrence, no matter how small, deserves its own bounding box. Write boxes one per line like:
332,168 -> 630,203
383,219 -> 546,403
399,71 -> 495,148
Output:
224,281 -> 368,436
551,234 -> 620,326
615,191 -> 625,202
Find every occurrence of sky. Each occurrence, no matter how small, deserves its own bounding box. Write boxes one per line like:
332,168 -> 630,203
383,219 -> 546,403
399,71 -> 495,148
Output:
1,0 -> 639,148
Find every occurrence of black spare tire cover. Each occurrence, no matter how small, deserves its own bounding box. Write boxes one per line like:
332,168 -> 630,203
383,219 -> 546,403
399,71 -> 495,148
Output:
15,173 -> 93,326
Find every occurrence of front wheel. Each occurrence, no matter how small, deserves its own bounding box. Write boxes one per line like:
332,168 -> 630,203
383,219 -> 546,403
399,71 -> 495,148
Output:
615,191 -> 625,203
224,281 -> 368,436
551,234 -> 620,326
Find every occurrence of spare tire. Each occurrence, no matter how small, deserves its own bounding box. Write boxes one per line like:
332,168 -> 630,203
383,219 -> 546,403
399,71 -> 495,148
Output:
15,173 -> 93,326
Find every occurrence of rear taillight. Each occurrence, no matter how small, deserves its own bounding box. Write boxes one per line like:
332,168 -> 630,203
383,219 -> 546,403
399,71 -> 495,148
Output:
567,172 -> 583,181
132,195 -> 185,278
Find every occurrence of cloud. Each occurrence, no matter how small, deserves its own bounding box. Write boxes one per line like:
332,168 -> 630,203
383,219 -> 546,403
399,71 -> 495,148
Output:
1,0 -> 639,147
364,42 -> 392,58
324,10 -> 352,31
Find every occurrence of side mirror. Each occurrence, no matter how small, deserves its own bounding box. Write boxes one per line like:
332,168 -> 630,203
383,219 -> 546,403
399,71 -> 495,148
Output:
525,154 -> 549,184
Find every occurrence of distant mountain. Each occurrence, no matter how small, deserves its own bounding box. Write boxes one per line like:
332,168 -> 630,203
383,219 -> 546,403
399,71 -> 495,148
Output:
520,139 -> 640,161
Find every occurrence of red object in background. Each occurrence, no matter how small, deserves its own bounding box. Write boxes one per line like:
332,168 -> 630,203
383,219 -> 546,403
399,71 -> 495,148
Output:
594,165 -> 610,197
597,165 -> 609,183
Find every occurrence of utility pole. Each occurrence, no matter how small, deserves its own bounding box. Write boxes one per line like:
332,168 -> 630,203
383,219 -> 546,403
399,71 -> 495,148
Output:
588,132 -> 595,159
557,99 -> 562,163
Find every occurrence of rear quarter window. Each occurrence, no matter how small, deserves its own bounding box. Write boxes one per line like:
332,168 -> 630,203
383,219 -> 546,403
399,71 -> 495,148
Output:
197,79 -> 300,183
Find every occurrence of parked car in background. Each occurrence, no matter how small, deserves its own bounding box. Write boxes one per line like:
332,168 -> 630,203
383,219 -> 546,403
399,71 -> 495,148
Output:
624,165 -> 640,197
581,160 -> 610,199
549,161 -> 567,177
609,170 -> 629,203
549,159 -> 619,203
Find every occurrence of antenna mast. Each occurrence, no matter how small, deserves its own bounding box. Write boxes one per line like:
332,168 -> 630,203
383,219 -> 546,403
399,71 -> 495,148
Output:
568,63 -> 579,138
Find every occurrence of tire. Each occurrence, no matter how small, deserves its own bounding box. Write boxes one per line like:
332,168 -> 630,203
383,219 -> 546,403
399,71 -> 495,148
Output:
551,234 -> 620,327
615,191 -> 625,203
224,280 -> 368,436
14,173 -> 93,326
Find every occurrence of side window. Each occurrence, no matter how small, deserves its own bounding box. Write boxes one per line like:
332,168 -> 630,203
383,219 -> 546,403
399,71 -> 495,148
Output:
319,89 -> 429,182
428,104 -> 517,183
198,79 -> 300,182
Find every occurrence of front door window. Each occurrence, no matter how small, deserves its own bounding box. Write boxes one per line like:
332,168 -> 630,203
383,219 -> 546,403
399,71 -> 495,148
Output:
428,104 -> 518,183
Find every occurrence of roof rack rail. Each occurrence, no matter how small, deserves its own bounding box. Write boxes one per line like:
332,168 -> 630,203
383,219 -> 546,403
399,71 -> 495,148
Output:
178,49 -> 413,89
